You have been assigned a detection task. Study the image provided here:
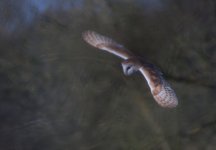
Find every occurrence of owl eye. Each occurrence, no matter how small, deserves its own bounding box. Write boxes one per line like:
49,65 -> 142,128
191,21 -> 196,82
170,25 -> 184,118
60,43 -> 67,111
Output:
126,65 -> 134,75
123,65 -> 136,76
126,65 -> 132,72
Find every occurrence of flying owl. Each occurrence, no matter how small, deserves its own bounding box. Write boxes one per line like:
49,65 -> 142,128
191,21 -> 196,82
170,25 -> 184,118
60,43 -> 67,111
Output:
82,31 -> 178,108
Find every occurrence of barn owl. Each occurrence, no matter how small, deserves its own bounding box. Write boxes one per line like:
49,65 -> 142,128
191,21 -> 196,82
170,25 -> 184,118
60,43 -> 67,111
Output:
82,31 -> 178,108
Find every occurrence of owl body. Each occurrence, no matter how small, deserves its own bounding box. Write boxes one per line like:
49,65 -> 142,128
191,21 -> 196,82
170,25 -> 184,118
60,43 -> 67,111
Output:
82,31 -> 178,108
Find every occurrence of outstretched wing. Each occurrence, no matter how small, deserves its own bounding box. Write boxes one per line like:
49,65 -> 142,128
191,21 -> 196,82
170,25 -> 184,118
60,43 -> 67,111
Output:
82,31 -> 134,59
139,62 -> 178,108
121,58 -> 178,108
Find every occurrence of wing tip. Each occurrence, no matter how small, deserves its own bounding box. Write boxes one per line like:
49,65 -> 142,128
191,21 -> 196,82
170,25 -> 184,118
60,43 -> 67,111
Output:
82,30 -> 119,48
82,30 -> 99,47
82,30 -> 96,39
154,92 -> 178,108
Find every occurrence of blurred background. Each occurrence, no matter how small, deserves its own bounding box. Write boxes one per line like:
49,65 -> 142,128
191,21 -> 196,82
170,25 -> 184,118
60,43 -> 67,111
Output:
0,0 -> 216,149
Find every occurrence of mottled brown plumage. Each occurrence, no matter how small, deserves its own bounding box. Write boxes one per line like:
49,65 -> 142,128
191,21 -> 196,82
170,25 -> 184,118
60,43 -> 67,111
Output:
82,30 -> 178,108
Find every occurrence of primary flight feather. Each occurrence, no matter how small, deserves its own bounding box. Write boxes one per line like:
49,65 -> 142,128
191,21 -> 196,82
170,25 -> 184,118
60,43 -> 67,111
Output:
82,31 -> 178,108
